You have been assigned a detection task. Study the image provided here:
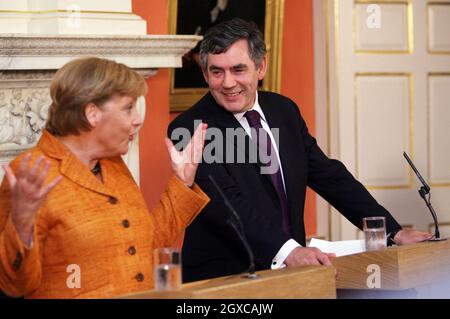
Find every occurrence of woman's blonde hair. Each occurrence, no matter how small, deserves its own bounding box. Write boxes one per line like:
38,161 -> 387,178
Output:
46,57 -> 147,136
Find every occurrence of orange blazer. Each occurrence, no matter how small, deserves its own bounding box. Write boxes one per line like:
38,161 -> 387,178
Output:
0,131 -> 209,298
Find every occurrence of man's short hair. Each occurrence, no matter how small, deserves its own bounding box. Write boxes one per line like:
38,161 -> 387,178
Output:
200,18 -> 267,70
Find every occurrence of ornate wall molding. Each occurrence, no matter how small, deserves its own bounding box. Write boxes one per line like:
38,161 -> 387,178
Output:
0,34 -> 202,58
0,87 -> 49,152
0,70 -> 54,93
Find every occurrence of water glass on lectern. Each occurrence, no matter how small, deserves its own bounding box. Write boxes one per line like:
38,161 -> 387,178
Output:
363,216 -> 387,251
153,247 -> 182,291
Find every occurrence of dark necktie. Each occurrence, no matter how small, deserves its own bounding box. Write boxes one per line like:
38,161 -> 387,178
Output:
244,110 -> 291,235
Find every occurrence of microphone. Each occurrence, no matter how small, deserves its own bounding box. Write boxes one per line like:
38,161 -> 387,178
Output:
208,174 -> 258,279
403,152 -> 430,194
403,152 -> 446,241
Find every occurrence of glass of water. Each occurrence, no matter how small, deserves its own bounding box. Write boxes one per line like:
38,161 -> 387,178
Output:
153,247 -> 182,291
363,216 -> 387,251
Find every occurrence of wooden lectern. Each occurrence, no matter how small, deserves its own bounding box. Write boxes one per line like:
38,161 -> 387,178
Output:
120,266 -> 336,299
332,239 -> 450,298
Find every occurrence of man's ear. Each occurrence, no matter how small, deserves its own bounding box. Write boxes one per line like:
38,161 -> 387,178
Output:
201,66 -> 209,84
85,102 -> 101,127
257,56 -> 268,81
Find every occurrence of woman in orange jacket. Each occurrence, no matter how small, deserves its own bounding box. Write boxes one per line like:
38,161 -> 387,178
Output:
0,57 -> 209,298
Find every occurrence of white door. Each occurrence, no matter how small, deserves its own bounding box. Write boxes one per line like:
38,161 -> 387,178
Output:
326,0 -> 450,240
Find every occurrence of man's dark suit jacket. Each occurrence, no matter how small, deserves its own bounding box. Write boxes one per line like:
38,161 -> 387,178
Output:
168,91 -> 401,283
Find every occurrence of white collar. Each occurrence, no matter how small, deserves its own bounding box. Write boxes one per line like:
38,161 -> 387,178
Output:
233,91 -> 267,123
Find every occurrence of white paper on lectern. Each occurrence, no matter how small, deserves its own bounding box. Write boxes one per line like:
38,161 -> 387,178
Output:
308,238 -> 366,257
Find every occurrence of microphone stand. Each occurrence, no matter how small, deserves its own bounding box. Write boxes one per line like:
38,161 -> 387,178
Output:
209,175 -> 258,279
403,152 -> 446,241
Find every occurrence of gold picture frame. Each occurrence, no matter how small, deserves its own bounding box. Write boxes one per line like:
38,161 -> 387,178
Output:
168,0 -> 285,112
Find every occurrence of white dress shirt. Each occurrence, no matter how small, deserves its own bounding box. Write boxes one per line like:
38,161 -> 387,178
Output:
232,92 -> 301,269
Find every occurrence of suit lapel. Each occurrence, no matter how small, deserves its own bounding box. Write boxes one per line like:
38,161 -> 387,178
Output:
258,93 -> 303,215
38,131 -> 116,198
59,156 -> 114,197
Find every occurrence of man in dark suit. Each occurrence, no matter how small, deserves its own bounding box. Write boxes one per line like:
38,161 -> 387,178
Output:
168,18 -> 431,283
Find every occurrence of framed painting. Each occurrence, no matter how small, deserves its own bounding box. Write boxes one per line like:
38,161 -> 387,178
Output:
168,0 -> 285,112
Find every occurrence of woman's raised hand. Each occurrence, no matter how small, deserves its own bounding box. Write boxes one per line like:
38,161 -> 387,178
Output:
165,123 -> 208,187
2,154 -> 62,246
